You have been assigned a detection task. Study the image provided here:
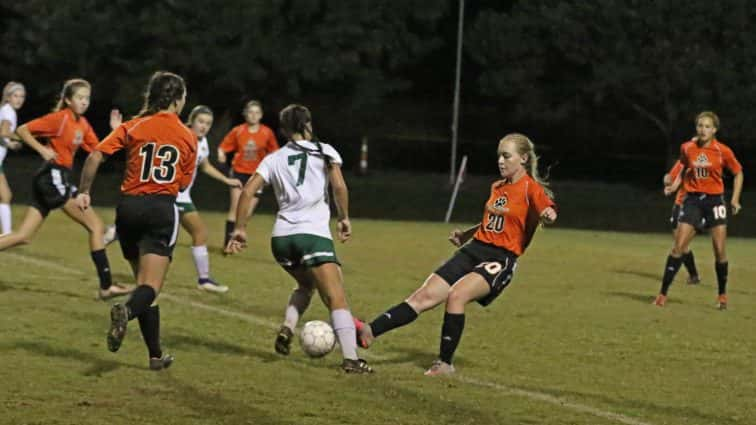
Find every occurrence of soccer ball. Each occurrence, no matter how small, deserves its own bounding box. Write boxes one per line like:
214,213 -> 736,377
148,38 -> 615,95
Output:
299,320 -> 336,358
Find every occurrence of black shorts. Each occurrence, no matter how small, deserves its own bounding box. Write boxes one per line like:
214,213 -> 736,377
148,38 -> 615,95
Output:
115,194 -> 179,260
679,193 -> 726,229
670,204 -> 706,231
434,239 -> 518,307
231,170 -> 263,196
30,163 -> 72,217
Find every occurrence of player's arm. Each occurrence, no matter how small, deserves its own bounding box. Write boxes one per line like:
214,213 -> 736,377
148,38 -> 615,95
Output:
15,124 -> 56,161
328,164 -> 351,243
225,174 -> 265,254
449,223 -> 480,247
199,158 -> 242,188
731,171 -> 743,215
0,120 -> 22,148
76,150 -> 109,210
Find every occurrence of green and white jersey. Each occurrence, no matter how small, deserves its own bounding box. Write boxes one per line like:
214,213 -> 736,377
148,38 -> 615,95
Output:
176,136 -> 210,204
255,140 -> 343,239
0,103 -> 18,165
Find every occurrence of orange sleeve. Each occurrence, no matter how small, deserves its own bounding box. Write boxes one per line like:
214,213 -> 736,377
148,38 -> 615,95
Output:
219,127 -> 238,153
529,182 -> 555,214
268,128 -> 279,152
25,113 -> 63,138
81,121 -> 100,153
679,144 -> 689,167
96,125 -> 127,156
723,147 -> 742,175
667,160 -> 684,181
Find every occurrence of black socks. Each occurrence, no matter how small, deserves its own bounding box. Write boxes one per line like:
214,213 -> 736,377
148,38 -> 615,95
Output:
660,255 -> 683,295
439,313 -> 465,365
369,302 -> 419,338
91,249 -> 112,290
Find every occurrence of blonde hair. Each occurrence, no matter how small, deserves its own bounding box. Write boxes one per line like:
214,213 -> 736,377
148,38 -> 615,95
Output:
498,133 -> 553,198
243,100 -> 262,114
53,79 -> 90,112
695,111 -> 720,129
186,105 -> 213,126
2,81 -> 25,104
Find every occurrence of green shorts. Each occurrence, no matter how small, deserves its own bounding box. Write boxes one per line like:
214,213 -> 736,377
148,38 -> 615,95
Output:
175,201 -> 197,214
271,234 -> 340,269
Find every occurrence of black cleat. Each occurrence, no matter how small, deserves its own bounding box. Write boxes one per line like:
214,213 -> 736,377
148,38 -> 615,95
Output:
107,303 -> 129,352
149,354 -> 174,371
341,358 -> 374,374
687,275 -> 701,285
274,325 -> 294,355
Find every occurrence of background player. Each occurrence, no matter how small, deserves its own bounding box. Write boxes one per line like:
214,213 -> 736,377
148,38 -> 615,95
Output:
0,82 -> 26,235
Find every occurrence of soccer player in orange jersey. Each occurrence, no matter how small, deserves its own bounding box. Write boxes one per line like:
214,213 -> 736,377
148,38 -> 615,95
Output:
76,71 -> 197,370
656,112 -> 743,309
355,134 -> 557,376
4,79 -> 131,300
663,160 -> 700,284
217,100 -> 279,246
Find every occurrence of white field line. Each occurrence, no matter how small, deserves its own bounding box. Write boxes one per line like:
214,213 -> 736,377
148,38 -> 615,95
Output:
2,252 -> 654,425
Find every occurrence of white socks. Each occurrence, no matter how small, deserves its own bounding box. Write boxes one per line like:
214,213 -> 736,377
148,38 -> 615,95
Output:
331,308 -> 358,360
0,203 -> 10,234
283,288 -> 312,330
191,245 -> 210,279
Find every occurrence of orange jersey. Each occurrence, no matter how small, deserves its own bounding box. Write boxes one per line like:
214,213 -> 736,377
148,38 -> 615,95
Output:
219,123 -> 278,174
24,109 -> 99,169
666,160 -> 686,206
96,112 -> 196,196
473,174 -> 555,256
678,139 -> 741,195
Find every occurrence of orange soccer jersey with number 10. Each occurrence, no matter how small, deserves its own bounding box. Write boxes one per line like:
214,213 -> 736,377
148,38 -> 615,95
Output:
219,123 -> 279,175
679,139 -> 742,195
473,174 -> 555,257
96,112 -> 196,196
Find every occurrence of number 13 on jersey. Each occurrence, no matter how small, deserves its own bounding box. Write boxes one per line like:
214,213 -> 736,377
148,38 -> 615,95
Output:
139,142 -> 180,183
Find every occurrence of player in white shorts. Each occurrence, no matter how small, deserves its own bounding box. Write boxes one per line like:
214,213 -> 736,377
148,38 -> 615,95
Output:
0,82 -> 26,234
177,105 -> 242,292
225,104 -> 372,373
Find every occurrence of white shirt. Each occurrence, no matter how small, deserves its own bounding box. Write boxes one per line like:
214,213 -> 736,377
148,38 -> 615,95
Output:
176,136 -> 210,203
0,103 -> 18,165
256,140 -> 343,239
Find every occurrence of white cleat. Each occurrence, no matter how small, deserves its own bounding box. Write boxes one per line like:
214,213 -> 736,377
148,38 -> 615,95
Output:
198,278 -> 229,293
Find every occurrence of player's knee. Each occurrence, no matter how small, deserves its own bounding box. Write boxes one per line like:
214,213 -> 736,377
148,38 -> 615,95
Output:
446,287 -> 468,307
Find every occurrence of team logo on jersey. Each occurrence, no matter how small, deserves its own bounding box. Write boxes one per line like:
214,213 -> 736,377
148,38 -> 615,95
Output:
694,153 -> 711,166
243,140 -> 258,161
73,130 -> 83,146
487,195 -> 509,214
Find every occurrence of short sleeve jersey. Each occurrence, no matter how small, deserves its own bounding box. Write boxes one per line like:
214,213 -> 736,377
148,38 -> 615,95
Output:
25,109 -> 99,169
679,139 -> 742,195
255,140 -> 343,239
96,112 -> 196,196
667,160 -> 687,206
176,136 -> 210,203
219,123 -> 279,174
472,174 -> 555,256
0,103 -> 18,164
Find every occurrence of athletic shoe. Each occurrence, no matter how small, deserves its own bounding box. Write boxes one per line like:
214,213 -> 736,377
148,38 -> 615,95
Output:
274,325 -> 294,355
424,359 -> 455,376
197,278 -> 229,293
353,317 -> 373,348
341,358 -> 373,374
103,224 -> 118,246
717,294 -> 728,310
687,275 -> 701,285
98,283 -> 135,301
653,294 -> 667,307
107,303 -> 129,352
149,354 -> 175,371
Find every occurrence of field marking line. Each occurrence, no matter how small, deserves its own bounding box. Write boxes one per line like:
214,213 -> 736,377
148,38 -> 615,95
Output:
1,252 -> 654,425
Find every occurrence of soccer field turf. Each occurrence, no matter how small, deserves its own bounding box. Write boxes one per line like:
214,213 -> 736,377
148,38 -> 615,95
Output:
1,210 -> 754,425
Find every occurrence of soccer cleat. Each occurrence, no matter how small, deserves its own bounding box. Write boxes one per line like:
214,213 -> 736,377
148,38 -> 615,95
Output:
687,275 -> 701,285
103,224 -> 118,246
149,354 -> 175,371
107,303 -> 129,352
274,325 -> 294,355
717,294 -> 728,310
341,358 -> 374,374
197,278 -> 229,293
424,359 -> 455,376
653,294 -> 667,307
98,283 -> 135,301
353,317 -> 373,349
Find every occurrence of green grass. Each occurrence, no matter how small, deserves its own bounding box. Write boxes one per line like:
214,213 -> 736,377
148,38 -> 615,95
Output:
1,208 -> 755,425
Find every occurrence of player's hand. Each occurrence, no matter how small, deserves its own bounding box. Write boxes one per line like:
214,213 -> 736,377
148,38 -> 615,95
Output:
337,218 -> 351,242
224,229 -> 247,255
40,146 -> 57,162
109,109 -> 123,130
227,178 -> 243,189
76,193 -> 91,211
217,150 -> 227,164
662,173 -> 671,186
448,229 -> 464,247
6,140 -> 22,151
731,201 -> 742,216
663,185 -> 676,196
540,207 -> 557,224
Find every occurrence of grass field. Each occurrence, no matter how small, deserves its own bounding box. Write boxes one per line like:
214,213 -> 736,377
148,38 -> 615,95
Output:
1,209 -> 755,425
